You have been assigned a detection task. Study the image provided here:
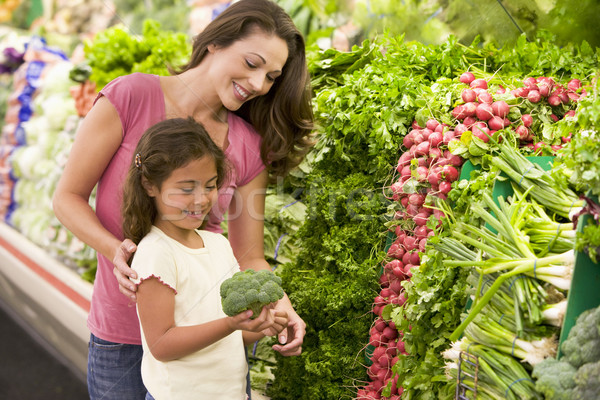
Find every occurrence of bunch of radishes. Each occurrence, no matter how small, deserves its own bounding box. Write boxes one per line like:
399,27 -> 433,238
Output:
394,118 -> 464,201
453,71 -> 582,153
357,115 -> 463,399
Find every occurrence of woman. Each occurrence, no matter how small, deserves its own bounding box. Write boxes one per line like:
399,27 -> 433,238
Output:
52,0 -> 313,398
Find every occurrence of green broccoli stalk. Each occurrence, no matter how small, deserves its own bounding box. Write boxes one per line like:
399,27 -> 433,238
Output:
220,269 -> 284,319
531,358 -> 576,400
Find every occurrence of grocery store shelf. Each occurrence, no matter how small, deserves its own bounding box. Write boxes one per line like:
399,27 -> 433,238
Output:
0,222 -> 92,378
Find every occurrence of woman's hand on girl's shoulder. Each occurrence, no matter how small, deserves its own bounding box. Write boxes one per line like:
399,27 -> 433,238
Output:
112,238 -> 138,301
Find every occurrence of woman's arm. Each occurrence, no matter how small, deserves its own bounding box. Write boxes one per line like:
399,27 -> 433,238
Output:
52,97 -> 138,298
137,278 -> 276,361
227,170 -> 306,356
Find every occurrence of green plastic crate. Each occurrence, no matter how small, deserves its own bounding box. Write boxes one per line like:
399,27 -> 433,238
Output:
557,195 -> 600,357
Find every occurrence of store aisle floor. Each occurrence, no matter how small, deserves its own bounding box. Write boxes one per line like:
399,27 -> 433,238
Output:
0,301 -> 88,400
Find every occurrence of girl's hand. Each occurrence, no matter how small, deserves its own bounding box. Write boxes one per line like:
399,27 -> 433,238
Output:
228,306 -> 275,333
112,239 -> 138,301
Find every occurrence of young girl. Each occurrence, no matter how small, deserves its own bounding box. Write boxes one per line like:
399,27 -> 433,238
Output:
122,117 -> 286,400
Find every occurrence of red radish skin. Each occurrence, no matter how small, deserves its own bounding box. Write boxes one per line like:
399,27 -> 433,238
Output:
460,71 -> 475,84
441,165 -> 459,182
472,125 -> 490,142
470,79 -> 488,89
521,114 -> 533,127
462,88 -> 477,103
527,90 -> 542,103
462,102 -> 478,117
475,103 -> 494,121
516,125 -> 529,141
491,100 -> 509,118
488,115 -> 504,131
568,79 -> 581,92
426,119 -> 439,131
548,95 -> 561,106
496,85 -> 506,94
477,91 -> 493,104
452,105 -> 466,120
439,180 -> 452,195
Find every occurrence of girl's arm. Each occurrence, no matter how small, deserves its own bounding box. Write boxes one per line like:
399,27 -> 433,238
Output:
137,277 -> 278,362
227,170 -> 306,356
52,97 -> 139,298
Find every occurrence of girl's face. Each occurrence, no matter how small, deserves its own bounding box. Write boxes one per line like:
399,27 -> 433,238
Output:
145,156 -> 218,241
207,29 -> 289,111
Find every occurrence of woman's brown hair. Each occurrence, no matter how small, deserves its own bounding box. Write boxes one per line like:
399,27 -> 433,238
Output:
176,0 -> 314,180
121,117 -> 229,245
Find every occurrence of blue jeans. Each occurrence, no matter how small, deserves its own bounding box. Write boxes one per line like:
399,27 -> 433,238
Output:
87,333 -> 147,400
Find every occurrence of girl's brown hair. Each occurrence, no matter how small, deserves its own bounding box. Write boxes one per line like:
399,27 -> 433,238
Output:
176,0 -> 314,180
121,117 -> 229,245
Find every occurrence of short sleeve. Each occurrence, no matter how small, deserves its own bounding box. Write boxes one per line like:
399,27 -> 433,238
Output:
131,239 -> 178,293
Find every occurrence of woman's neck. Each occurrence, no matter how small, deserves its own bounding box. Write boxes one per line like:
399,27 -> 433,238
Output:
161,72 -> 226,123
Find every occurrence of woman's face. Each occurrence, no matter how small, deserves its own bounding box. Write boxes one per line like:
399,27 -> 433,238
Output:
207,29 -> 289,111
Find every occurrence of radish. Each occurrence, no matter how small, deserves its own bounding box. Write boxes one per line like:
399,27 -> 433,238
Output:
421,128 -> 433,140
516,125 -> 529,141
408,193 -> 425,207
392,265 -> 405,279
374,319 -> 387,332
550,114 -> 559,122
461,88 -> 477,103
425,119 -> 439,131
511,87 -> 529,97
414,141 -> 430,156
460,71 -> 475,84
496,85 -> 506,94
472,124 -> 491,142
410,250 -> 421,265
400,165 -> 411,179
441,165 -> 459,182
567,91 -> 580,101
559,91 -> 570,104
548,94 -> 561,106
444,150 -> 463,167
439,180 -> 452,195
491,100 -> 509,118
470,78 -> 488,89
403,236 -> 418,251
488,115 -> 504,131
414,225 -> 429,239
429,147 -> 442,161
538,81 -> 552,97
400,196 -> 409,208
533,142 -> 545,154
463,116 -> 477,127
475,103 -> 494,121
454,123 -> 468,136
452,105 -> 466,120
442,130 -> 455,145
402,134 -> 414,149
416,166 -> 428,182
411,120 -> 422,129
477,90 -> 493,104
523,77 -> 538,90
551,145 -> 562,152
521,114 -> 533,127
564,110 -> 576,119
396,151 -> 412,168
390,279 -> 402,295
527,90 -> 542,103
567,78 -> 581,92
413,131 -> 425,145
414,212 -> 428,226
428,166 -> 442,186
428,130 -> 443,148
462,101 -> 478,117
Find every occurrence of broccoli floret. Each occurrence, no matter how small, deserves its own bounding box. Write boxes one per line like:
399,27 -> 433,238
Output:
572,360 -> 600,400
560,306 -> 600,368
532,357 -> 576,400
220,269 -> 285,319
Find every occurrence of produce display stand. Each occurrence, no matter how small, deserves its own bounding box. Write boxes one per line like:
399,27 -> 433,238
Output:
0,221 -> 91,379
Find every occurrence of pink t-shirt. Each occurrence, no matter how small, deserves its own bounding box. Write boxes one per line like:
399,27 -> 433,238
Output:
88,73 -> 265,344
